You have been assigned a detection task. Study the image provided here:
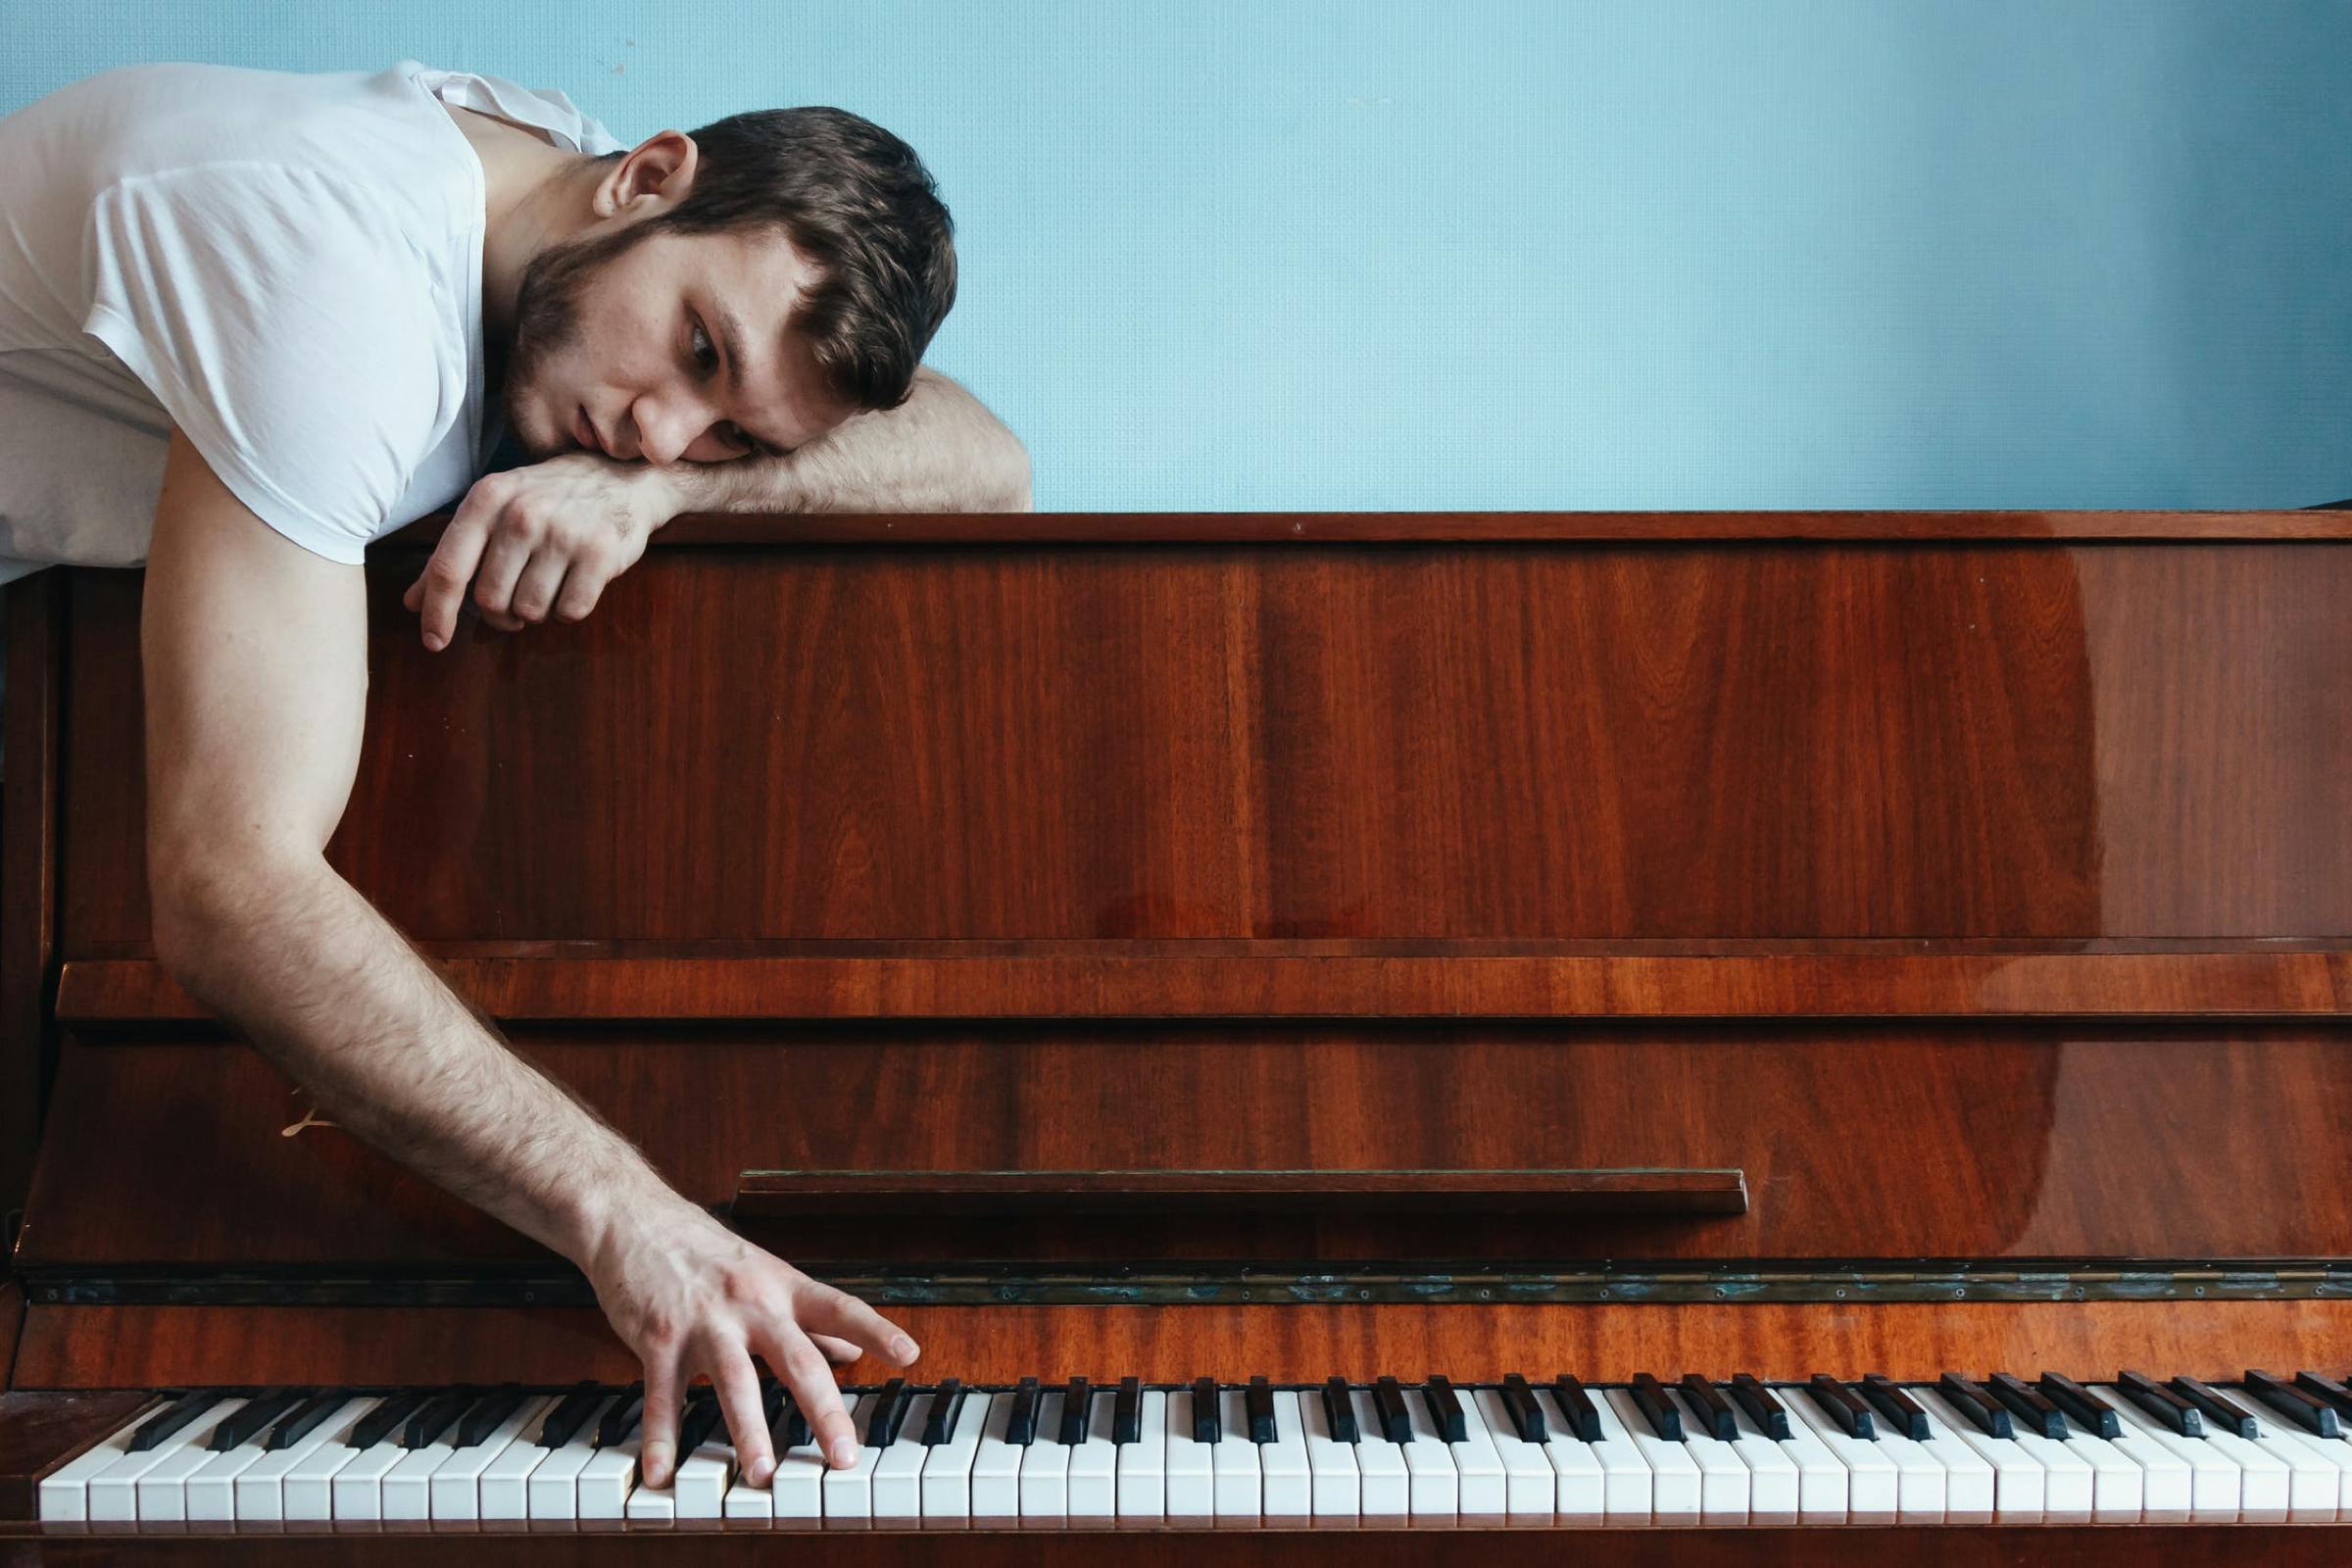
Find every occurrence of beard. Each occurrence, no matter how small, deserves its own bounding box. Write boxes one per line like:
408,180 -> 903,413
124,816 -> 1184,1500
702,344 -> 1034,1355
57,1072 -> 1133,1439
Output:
493,220 -> 660,459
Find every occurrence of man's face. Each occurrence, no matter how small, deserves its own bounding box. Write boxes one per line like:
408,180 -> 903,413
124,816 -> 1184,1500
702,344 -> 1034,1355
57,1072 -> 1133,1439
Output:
498,220 -> 861,466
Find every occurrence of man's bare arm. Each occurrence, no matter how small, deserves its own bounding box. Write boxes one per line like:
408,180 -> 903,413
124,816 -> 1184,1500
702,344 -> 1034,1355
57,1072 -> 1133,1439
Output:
660,364 -> 1032,515
140,427 -> 915,1484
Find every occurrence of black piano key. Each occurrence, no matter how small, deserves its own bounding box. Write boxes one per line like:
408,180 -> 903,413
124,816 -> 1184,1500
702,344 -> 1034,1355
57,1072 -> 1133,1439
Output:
456,1386 -> 528,1448
1807,1375 -> 1876,1441
676,1389 -> 725,1456
2117,1371 -> 2204,1438
2246,1369 -> 2341,1438
2170,1376 -> 2259,1441
1856,1376 -> 1929,1442
1005,1377 -> 1043,1446
351,1394 -> 426,1450
1322,1378 -> 1361,1444
1678,1375 -> 1738,1442
1422,1375 -> 1468,1444
1628,1374 -> 1684,1442
129,1393 -> 217,1453
1727,1375 -> 1789,1441
595,1387 -> 646,1447
1500,1374 -> 1547,1443
210,1389 -> 307,1451
778,1394 -> 811,1452
267,1391 -> 346,1451
1986,1373 -> 2067,1440
1057,1378 -> 1093,1446
1936,1374 -> 2014,1440
1551,1375 -> 1604,1443
1374,1377 -> 1414,1444
1247,1376 -> 1279,1444
1109,1378 -> 1141,1446
866,1378 -> 913,1448
2294,1370 -> 2352,1420
405,1389 -> 475,1448
1191,1377 -> 1221,1443
536,1385 -> 605,1448
2036,1373 -> 2120,1440
924,1381 -> 970,1446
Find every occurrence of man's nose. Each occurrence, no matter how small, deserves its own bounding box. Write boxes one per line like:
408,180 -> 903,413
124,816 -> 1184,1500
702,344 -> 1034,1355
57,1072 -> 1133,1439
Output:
631,401 -> 698,466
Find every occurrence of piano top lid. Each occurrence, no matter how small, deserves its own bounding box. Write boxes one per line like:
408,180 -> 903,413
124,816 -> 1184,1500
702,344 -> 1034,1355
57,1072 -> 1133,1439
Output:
373,508 -> 2352,551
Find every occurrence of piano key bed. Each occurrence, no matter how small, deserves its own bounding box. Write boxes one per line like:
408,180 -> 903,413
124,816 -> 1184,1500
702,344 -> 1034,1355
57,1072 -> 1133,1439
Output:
25,1370 -> 2352,1531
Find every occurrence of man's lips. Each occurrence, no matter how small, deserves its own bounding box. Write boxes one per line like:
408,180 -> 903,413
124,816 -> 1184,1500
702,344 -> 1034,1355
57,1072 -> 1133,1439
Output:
574,406 -> 605,455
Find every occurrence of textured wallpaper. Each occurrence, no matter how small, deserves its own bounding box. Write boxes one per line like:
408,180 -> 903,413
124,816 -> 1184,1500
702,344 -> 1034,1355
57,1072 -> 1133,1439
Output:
4,0 -> 2348,509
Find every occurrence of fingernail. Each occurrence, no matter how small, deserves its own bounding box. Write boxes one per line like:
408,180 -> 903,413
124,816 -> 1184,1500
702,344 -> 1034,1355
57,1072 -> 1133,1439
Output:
891,1336 -> 917,1362
750,1456 -> 774,1486
424,632 -> 444,651
642,1441 -> 671,1484
828,1437 -> 857,1467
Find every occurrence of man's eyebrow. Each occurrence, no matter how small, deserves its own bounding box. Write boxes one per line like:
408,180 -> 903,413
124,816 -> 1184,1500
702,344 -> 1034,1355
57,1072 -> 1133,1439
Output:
710,299 -> 794,457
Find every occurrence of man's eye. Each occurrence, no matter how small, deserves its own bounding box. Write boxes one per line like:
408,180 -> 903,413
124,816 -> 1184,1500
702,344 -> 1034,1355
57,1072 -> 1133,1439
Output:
690,317 -> 719,373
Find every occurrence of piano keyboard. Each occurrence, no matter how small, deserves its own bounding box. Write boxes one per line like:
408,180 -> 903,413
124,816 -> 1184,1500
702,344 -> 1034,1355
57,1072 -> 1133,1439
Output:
37,1371 -> 2352,1529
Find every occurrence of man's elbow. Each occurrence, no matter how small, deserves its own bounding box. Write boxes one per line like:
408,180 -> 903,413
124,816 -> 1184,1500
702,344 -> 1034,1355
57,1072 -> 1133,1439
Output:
148,839 -> 323,986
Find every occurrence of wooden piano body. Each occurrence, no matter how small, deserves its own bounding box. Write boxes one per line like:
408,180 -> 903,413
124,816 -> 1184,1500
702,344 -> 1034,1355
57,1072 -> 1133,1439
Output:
2,508 -> 2349,1560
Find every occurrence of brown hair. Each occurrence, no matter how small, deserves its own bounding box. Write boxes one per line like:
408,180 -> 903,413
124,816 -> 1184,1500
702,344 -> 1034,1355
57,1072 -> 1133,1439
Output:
612,106 -> 955,413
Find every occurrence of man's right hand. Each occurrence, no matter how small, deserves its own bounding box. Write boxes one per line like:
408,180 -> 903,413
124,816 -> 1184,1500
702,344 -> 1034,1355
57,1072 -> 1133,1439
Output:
583,1196 -> 920,1490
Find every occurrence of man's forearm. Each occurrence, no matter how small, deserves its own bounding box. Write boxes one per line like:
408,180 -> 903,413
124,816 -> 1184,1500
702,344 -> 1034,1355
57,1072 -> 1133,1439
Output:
660,368 -> 1031,515
157,857 -> 672,1264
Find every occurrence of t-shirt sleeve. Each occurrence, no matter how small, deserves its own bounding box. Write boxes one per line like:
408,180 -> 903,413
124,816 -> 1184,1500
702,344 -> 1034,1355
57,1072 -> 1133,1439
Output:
77,164 -> 441,565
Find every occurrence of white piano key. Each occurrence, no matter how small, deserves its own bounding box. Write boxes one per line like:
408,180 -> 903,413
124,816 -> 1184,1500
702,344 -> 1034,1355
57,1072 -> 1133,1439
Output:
822,1392 -> 884,1520
1905,1395 -> 1996,1518
1528,1389 -> 1610,1517
1067,1391 -> 1119,1519
1910,1387 -> 2044,1518
1668,1389 -> 1753,1520
331,1418 -> 415,1523
1017,1392 -> 1070,1520
1259,1391 -> 1314,1518
2101,1386 -> 2242,1515
526,1395 -> 616,1520
2005,1420 -> 2096,1518
279,1398 -> 386,1523
2238,1406 -> 2344,1518
1398,1380 -> 1460,1518
2182,1411 -> 2292,1517
1162,1390 -> 1218,1520
40,1402 -> 168,1522
1347,1389 -> 1411,1517
622,1456 -> 676,1523
382,1420 -> 462,1523
971,1393 -> 1026,1521
474,1396 -> 561,1520
1855,1406 -> 1947,1520
922,1385 -> 995,1522
2077,1399 -> 2191,1517
1720,1394 -> 1801,1518
1755,1388 -> 1850,1518
1441,1386 -> 1506,1518
1112,1388 -> 1168,1520
771,1397 -> 831,1520
184,1419 -> 273,1522
2255,1413 -> 2352,1518
1783,1388 -> 1898,1517
871,1392 -> 933,1519
2054,1414 -> 2147,1521
1301,1386 -> 1362,1518
1599,1387 -> 1698,1515
431,1395 -> 555,1520
130,1397 -> 250,1523
673,1428 -> 738,1520
236,1396 -> 378,1524
1471,1388 -> 1555,1518
1212,1390 -> 1262,1518
574,1434 -> 641,1521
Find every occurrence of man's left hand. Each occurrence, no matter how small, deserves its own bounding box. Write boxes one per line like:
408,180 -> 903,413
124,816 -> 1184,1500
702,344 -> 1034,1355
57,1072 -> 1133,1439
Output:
402,453 -> 682,649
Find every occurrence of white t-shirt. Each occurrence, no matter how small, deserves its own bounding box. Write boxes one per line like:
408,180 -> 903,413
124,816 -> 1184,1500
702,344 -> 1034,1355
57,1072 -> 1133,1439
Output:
0,59 -> 625,584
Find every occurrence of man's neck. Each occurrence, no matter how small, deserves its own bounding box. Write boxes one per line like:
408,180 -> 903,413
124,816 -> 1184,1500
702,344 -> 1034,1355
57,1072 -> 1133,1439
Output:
444,103 -> 585,349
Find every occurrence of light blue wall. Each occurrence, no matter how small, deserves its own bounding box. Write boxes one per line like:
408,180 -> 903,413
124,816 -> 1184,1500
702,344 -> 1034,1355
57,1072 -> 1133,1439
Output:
5,0 -> 2347,510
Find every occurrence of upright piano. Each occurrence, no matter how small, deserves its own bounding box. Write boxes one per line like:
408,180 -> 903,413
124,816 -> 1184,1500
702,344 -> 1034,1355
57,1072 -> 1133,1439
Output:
3,507 -> 2349,1563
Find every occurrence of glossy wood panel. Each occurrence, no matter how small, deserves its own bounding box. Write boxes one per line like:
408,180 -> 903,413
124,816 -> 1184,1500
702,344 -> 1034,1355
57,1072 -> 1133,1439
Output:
52,540 -> 2352,951
17,1299 -> 2352,1390
21,1023 -> 2352,1267
55,946 -> 2352,1021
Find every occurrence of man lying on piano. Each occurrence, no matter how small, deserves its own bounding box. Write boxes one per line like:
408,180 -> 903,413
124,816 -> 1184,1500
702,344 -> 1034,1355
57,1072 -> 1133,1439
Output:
0,60 -> 1030,1493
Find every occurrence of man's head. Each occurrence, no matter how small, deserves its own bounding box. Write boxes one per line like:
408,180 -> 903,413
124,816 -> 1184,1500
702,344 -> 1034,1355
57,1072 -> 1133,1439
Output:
498,106 -> 955,466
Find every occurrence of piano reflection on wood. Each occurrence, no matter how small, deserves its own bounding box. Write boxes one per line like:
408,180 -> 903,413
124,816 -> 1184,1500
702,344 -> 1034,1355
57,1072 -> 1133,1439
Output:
4,508 -> 2351,1563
